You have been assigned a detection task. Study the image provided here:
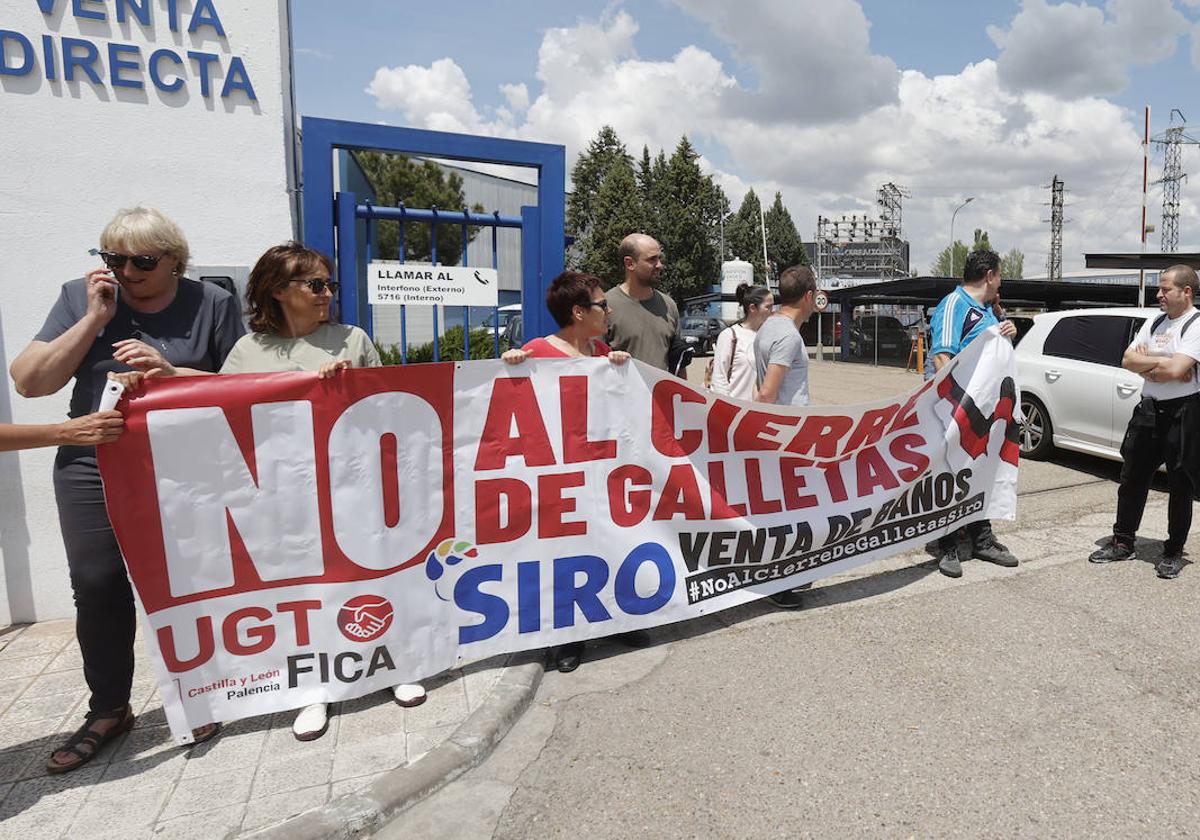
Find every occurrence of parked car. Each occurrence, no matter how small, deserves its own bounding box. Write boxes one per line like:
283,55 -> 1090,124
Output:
681,316 -> 725,355
504,312 -> 524,350
481,303 -> 522,333
849,315 -> 909,357
1015,307 -> 1159,461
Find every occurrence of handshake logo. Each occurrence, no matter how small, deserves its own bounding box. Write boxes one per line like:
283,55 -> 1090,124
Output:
337,595 -> 396,643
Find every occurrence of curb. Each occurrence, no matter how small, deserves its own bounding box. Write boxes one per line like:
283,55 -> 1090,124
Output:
244,651 -> 546,840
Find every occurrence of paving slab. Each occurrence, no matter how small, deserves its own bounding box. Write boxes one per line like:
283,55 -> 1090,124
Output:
0,633 -> 540,839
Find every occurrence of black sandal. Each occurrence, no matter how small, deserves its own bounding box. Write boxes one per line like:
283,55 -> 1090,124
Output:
46,704 -> 135,774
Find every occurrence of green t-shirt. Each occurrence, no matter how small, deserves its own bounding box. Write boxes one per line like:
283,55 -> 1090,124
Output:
220,323 -> 381,374
605,285 -> 680,370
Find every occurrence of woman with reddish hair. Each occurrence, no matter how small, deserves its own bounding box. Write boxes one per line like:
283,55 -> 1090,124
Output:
502,271 -> 642,672
502,271 -> 632,364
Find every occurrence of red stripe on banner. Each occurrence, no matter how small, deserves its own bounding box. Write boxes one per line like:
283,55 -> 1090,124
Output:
97,365 -> 457,614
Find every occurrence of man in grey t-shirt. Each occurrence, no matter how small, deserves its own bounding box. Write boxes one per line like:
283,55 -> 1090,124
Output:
755,265 -> 818,406
606,233 -> 680,370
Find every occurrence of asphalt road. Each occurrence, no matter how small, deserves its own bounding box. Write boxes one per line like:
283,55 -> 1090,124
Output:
377,359 -> 1199,840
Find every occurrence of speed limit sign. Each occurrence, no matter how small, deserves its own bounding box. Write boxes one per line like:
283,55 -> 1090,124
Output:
814,291 -> 829,312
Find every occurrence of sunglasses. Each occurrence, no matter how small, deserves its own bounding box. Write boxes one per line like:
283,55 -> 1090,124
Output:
296,277 -> 340,295
585,299 -> 609,310
94,250 -> 163,272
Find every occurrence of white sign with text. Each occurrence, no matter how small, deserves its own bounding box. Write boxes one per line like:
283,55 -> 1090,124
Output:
368,262 -> 499,307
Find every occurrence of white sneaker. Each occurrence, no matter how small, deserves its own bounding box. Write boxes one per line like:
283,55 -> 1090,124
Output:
292,702 -> 329,741
392,683 -> 427,707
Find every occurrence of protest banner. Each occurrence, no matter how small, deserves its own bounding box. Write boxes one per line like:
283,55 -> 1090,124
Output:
98,329 -> 1019,741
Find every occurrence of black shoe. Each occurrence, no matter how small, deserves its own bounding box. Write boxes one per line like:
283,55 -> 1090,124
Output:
937,544 -> 962,578
767,589 -> 805,610
1156,552 -> 1185,580
615,629 -> 651,648
1088,539 -> 1136,564
555,641 -> 584,673
972,535 -> 1019,567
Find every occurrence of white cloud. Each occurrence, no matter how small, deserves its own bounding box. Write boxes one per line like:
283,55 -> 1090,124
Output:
500,82 -> 529,113
1193,23 -> 1200,67
669,0 -> 899,124
365,57 -> 486,134
363,6 -> 1199,274
988,0 -> 1190,97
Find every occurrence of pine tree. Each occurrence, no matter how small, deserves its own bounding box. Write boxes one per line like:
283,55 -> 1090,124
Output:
354,151 -> 483,266
567,126 -> 633,239
652,136 -> 725,301
726,189 -> 768,283
763,192 -> 809,275
577,161 -> 643,287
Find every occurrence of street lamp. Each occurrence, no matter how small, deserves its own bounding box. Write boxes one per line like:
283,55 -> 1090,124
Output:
949,197 -> 974,278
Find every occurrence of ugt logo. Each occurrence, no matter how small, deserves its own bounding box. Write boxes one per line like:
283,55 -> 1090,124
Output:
337,595 -> 395,642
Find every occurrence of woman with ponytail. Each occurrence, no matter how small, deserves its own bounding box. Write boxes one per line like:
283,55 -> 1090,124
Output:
709,283 -> 773,400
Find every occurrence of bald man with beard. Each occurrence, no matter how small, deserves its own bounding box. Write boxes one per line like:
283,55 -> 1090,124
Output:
605,233 -> 681,370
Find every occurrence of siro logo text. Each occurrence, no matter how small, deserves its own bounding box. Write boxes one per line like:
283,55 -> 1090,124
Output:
452,542 -> 676,644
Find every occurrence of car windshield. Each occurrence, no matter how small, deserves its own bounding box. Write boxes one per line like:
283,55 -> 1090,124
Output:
682,318 -> 709,329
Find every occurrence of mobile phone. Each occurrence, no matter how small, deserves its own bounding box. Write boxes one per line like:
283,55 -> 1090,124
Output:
99,379 -> 125,411
87,248 -> 120,301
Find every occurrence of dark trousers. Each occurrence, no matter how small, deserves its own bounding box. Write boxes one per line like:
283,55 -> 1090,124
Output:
939,519 -> 993,553
53,453 -> 136,713
1113,395 -> 1196,554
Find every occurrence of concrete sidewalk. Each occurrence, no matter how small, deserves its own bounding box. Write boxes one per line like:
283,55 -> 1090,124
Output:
0,627 -> 543,839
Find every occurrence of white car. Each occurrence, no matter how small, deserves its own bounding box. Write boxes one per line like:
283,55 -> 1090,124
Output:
1015,307 -> 1162,461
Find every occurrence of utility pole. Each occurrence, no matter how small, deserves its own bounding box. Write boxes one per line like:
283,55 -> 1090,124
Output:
1151,109 -> 1199,253
1046,175 -> 1064,283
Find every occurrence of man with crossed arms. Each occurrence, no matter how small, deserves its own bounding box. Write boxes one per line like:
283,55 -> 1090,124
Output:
1089,265 -> 1200,580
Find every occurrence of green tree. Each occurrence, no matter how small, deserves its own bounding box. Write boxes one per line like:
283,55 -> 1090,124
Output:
1001,248 -> 1025,279
763,191 -> 809,274
652,136 -> 726,301
567,126 -> 633,238
931,241 -> 970,277
354,151 -> 483,266
971,228 -> 992,252
726,189 -> 768,282
576,160 -> 643,287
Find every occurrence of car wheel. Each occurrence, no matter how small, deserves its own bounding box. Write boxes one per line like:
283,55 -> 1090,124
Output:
1019,396 -> 1054,459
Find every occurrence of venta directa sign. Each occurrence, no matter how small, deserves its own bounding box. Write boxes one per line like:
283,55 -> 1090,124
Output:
1,0 -> 258,101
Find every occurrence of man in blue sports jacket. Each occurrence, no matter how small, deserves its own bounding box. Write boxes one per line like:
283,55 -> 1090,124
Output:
926,248 -> 1020,578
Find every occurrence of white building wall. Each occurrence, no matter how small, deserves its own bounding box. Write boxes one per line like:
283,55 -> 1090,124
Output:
0,0 -> 297,623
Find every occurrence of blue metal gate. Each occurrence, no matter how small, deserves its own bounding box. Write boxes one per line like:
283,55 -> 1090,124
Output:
301,118 -> 566,360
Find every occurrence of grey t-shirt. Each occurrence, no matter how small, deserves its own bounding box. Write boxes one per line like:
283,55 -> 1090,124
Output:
605,285 -> 680,370
221,323 -> 381,373
754,314 -> 809,407
34,277 -> 245,423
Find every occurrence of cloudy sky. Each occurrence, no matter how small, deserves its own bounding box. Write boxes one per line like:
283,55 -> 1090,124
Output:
292,0 -> 1200,275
